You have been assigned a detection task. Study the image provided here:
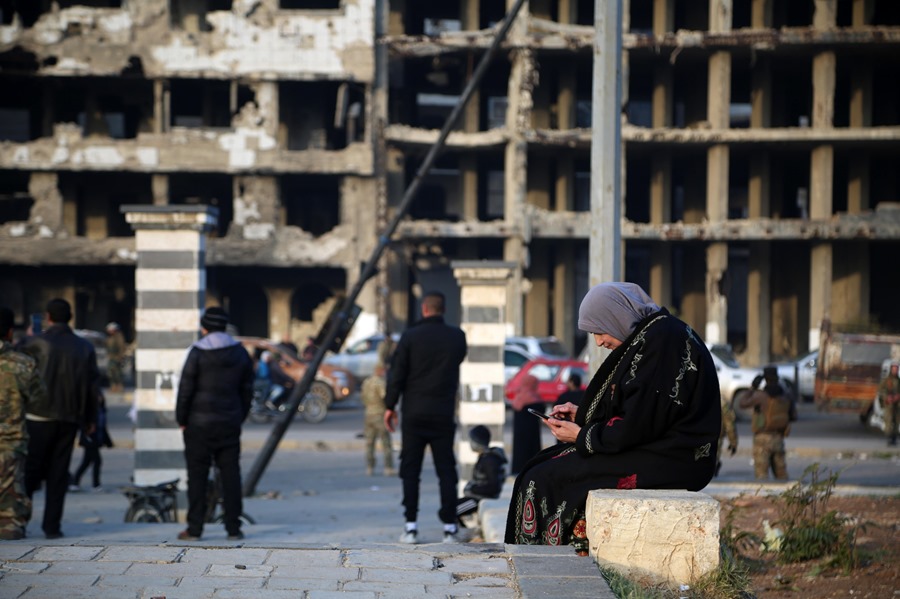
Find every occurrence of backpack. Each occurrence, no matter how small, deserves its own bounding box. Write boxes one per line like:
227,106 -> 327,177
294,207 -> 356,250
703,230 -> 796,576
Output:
757,393 -> 792,433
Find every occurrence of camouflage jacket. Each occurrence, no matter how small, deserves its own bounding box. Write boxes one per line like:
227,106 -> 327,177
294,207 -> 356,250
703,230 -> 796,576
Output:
0,340 -> 47,453
361,374 -> 387,417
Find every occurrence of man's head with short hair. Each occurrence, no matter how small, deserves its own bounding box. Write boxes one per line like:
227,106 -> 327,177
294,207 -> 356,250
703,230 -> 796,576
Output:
0,307 -> 14,340
46,298 -> 72,324
763,365 -> 778,384
421,292 -> 445,317
568,372 -> 582,389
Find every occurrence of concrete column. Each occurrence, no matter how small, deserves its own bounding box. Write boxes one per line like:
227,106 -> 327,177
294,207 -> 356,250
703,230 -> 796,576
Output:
122,205 -> 218,489
461,0 -> 480,30
704,0 -> 731,345
809,1 -> 836,349
264,287 -> 293,343
751,0 -> 772,27
151,175 -> 169,206
153,79 -> 166,134
649,0 -> 673,309
503,8 -> 531,333
453,261 -> 514,487
28,172 -> 65,234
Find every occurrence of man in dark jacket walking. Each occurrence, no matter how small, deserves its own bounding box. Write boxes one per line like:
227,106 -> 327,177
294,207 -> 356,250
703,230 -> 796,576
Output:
176,307 -> 254,541
384,291 -> 467,544
20,298 -> 99,539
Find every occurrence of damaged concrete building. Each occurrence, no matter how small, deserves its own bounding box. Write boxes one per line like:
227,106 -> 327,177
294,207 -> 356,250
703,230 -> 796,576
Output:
1,0 -> 899,365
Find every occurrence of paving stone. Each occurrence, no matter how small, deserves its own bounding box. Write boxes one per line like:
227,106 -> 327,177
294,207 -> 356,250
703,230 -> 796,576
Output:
517,575 -> 615,599
307,591 -> 376,599
359,566 -> 452,584
0,546 -> 36,560
265,576 -> 339,591
265,548 -> 343,567
30,546 -> 104,561
207,563 -> 273,577
101,546 -> 186,562
268,564 -> 359,580
179,547 -> 270,565
0,572 -> 101,589
444,573 -> 513,587
44,560 -> 130,575
175,576 -> 266,590
0,561 -> 49,573
96,574 -> 179,588
14,585 -> 133,599
512,555 -> 602,578
214,590 -> 300,599
127,561 -> 210,576
339,580 -> 428,596
427,584 -> 518,598
438,554 -> 512,575
343,548 -> 436,569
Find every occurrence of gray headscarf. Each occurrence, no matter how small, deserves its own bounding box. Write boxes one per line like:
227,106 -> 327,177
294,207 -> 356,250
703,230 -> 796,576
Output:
577,282 -> 660,341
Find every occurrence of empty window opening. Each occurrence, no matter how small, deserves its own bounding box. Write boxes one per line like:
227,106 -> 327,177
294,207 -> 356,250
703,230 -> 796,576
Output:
59,172 -> 153,238
772,2 -> 812,28
408,156 -> 461,221
671,58 -> 708,128
769,151 -> 811,218
281,0 -> 341,9
480,0 -> 505,28
629,0 -> 653,34
768,58 -> 812,128
0,0 -> 12,25
402,2 -> 460,36
624,151 -> 651,223
732,0 -> 752,28
170,0 -> 230,32
218,280 -> 268,337
730,61 -> 752,128
872,61 -> 900,126
728,150 -> 749,219
281,175 -> 340,236
0,47 -> 39,74
291,281 -> 335,323
279,81 -> 361,150
872,0 -> 900,25
171,79 -> 231,128
0,170 -> 32,224
673,1 -> 708,31
0,76 -> 41,140
48,79 -> 152,139
169,173 -> 233,237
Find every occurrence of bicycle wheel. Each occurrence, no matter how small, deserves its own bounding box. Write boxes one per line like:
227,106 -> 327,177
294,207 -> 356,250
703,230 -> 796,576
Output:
299,393 -> 328,424
124,498 -> 168,523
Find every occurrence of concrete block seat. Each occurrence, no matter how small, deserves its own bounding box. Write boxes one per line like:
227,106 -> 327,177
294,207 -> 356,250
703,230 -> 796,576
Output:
585,489 -> 720,587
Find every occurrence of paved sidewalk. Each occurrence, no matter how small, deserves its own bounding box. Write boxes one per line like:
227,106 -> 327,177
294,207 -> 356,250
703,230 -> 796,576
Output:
0,536 -> 610,599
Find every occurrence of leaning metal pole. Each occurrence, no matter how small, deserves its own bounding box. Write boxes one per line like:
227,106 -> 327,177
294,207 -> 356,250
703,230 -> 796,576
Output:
243,0 -> 528,497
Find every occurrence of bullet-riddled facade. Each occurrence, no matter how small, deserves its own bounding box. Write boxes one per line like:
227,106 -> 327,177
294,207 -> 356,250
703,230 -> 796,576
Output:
1,0 -> 899,366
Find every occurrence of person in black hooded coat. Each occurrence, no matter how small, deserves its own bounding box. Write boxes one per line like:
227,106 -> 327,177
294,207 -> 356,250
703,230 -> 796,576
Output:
176,307 -> 254,541
504,282 -> 721,555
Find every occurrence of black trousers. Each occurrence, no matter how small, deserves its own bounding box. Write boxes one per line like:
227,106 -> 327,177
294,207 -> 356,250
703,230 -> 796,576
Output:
399,422 -> 458,524
73,444 -> 102,488
182,425 -> 243,537
25,420 -> 78,536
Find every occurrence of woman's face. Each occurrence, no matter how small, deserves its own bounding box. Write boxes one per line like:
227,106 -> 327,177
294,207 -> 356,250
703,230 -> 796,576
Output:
593,332 -> 622,350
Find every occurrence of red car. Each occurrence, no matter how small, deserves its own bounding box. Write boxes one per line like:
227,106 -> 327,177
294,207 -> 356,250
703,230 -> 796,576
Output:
505,358 -> 591,404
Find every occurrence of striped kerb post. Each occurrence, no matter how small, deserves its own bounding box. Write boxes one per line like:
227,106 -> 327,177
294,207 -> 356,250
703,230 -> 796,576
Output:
122,205 -> 218,489
452,261 -> 515,488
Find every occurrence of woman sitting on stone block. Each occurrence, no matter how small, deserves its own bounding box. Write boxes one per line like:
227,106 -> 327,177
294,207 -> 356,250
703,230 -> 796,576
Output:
504,282 -> 722,555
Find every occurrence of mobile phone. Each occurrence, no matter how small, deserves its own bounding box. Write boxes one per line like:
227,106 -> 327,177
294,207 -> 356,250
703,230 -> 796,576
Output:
527,407 -> 549,420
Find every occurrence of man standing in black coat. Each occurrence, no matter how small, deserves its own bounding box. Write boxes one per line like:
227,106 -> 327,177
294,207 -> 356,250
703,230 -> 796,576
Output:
384,291 -> 467,544
21,298 -> 99,539
176,307 -> 254,541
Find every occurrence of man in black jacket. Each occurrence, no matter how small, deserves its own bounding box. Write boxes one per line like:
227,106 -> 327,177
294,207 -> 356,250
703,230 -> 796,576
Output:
384,292 -> 467,543
20,298 -> 99,539
176,307 -> 254,541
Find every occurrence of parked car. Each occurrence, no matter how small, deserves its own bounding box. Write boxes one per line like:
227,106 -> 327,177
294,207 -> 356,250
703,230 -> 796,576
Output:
773,349 -> 818,402
503,344 -> 534,382
505,336 -> 570,360
707,343 -> 767,421
504,358 -> 590,404
323,333 -> 400,382
239,337 -> 357,407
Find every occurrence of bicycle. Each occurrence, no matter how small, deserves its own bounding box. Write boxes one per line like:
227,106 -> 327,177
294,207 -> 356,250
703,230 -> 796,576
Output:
204,467 -> 255,526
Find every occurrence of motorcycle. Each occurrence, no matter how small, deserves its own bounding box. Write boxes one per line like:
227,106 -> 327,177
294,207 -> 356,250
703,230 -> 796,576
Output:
249,380 -> 328,425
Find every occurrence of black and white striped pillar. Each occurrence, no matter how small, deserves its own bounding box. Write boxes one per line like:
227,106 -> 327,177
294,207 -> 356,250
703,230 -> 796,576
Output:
122,205 -> 218,488
452,261 -> 515,486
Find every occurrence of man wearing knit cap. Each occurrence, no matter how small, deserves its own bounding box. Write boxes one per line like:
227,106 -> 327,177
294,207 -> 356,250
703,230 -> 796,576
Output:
176,306 -> 254,541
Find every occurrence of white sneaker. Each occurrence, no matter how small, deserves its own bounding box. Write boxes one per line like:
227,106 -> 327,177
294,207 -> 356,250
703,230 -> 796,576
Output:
399,530 -> 418,544
442,530 -> 460,543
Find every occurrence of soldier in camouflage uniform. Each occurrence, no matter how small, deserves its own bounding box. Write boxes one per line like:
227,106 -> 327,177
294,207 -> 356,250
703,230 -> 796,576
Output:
361,361 -> 394,476
716,393 -> 738,477
739,366 -> 796,480
0,307 -> 47,540
105,322 -> 127,393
